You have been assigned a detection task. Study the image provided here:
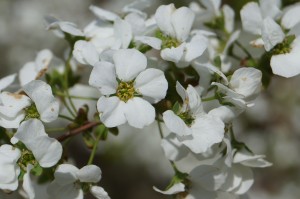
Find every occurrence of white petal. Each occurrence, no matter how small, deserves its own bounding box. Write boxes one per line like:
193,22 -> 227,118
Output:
208,106 -> 243,123
49,21 -> 84,37
89,5 -> 120,21
90,186 -> 111,199
161,134 -> 189,161
35,49 -> 53,71
113,49 -> 147,81
0,112 -> 26,129
134,36 -> 162,50
282,5 -> 300,29
162,110 -> 191,136
23,80 -> 59,123
153,183 -> 185,195
48,182 -> 83,199
134,68 -> 168,103
124,12 -> 146,35
259,0 -> 282,19
89,61 -> 117,95
124,97 -> 155,128
270,38 -> 300,78
175,81 -> 187,102
212,82 -> 244,99
186,85 -> 203,115
223,30 -> 240,55
0,145 -> 21,191
190,165 -> 226,191
0,92 -> 31,118
182,115 -> 224,154
54,164 -> 79,185
171,6 -> 195,41
184,34 -> 208,62
23,164 -> 35,199
73,40 -> 99,66
233,149 -> 272,168
261,17 -> 285,51
240,2 -> 263,35
114,19 -> 132,49
0,74 -> 16,91
19,62 -> 38,86
231,165 -> 254,195
229,67 -> 262,100
223,5 -> 235,33
161,43 -> 185,63
97,96 -> 126,128
155,4 -> 176,38
29,135 -> 63,168
77,165 -> 101,183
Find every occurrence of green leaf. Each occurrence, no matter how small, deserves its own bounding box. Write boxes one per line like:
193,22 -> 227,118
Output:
213,56 -> 222,68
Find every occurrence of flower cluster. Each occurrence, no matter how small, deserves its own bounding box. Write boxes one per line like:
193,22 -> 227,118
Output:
0,0 -> 299,198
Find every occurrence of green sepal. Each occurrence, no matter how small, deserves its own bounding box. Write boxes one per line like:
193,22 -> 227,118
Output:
213,56 -> 222,68
172,101 -> 181,115
165,171 -> 188,190
109,127 -> 119,136
31,164 -> 43,176
94,124 -> 109,140
82,131 -> 95,149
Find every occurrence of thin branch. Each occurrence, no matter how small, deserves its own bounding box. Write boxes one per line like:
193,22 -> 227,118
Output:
57,121 -> 101,142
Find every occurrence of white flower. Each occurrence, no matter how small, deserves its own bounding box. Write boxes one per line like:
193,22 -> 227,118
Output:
0,80 -> 59,128
89,49 -> 168,128
240,0 -> 284,51
154,4 -> 208,67
0,144 -> 21,191
162,82 -> 224,154
19,49 -> 53,86
212,67 -> 262,106
48,164 -> 109,199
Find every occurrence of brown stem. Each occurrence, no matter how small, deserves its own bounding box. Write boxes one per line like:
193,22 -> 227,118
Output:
57,121 -> 101,142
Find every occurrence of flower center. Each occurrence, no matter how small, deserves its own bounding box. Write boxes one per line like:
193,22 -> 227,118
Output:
18,149 -> 36,171
24,104 -> 40,120
155,30 -> 181,49
178,111 -> 195,126
116,80 -> 136,102
271,35 -> 295,55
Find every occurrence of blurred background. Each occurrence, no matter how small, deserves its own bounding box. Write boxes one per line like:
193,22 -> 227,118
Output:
1,0 -> 300,199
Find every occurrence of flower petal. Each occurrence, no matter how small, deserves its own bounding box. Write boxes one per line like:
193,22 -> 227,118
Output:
90,186 -> 111,199
182,115 -> 224,154
0,74 -> 16,91
134,68 -> 168,103
35,49 -> 53,71
53,164 -> 79,185
89,61 -> 117,95
155,4 -> 176,38
114,19 -> 132,49
223,5 -> 235,33
161,134 -> 189,161
73,40 -> 99,66
89,5 -> 120,21
77,165 -> 101,183
240,2 -> 263,35
19,62 -> 37,86
113,49 -> 147,81
183,34 -> 208,62
124,97 -> 155,128
23,80 -> 59,123
153,183 -> 185,195
171,6 -> 195,41
134,36 -> 162,50
270,38 -> 300,78
281,5 -> 300,29
0,92 -> 31,118
163,110 -> 191,136
97,96 -> 126,128
161,43 -> 185,63
261,17 -> 284,51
